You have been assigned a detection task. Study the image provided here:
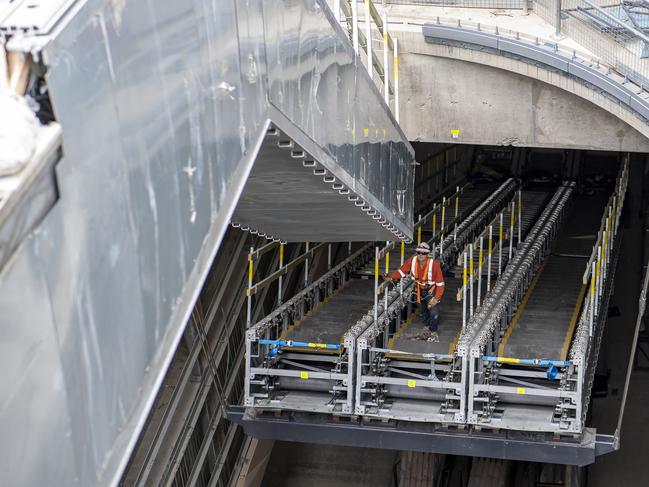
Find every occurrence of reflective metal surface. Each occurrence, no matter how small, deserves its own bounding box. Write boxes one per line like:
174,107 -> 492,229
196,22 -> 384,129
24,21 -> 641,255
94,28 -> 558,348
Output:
0,0 -> 413,485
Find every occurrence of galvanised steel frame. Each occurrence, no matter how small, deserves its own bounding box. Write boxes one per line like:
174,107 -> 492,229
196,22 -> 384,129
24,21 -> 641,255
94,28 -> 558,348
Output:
354,179 -> 519,423
244,243 -> 374,414
464,164 -> 627,434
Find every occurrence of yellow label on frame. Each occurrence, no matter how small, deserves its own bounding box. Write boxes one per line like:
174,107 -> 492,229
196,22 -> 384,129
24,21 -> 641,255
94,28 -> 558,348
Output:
300,371 -> 309,380
407,380 -> 417,388
516,387 -> 526,395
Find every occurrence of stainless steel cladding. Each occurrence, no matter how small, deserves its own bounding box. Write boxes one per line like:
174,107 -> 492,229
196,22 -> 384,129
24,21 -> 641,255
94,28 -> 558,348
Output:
0,0 -> 414,486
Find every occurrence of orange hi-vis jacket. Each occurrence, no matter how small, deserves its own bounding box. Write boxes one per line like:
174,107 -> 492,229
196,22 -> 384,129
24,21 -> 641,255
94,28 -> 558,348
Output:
390,256 -> 445,303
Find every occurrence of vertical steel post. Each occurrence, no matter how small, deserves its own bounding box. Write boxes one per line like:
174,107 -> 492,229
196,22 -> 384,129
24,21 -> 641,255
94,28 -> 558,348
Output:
247,246 -> 254,328
400,240 -> 405,296
304,242 -> 310,288
478,237 -> 483,307
328,243 -> 332,270
596,245 -> 602,313
455,186 -> 460,219
509,200 -> 515,261
498,213 -> 504,277
555,0 -> 562,36
487,225 -> 493,292
462,252 -> 467,329
417,214 -> 422,244
441,197 -> 446,232
394,37 -> 399,122
590,261 -> 595,336
518,189 -> 522,245
385,245 -> 390,344
352,0 -> 359,54
454,223 -> 458,242
383,12 -> 389,105
348,241 -> 352,255
365,0 -> 372,80
432,204 -> 437,238
278,243 -> 284,306
469,244 -> 474,317
374,246 -> 379,324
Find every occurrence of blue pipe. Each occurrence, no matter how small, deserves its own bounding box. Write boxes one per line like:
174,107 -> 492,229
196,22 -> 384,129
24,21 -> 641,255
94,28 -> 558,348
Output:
258,339 -> 342,350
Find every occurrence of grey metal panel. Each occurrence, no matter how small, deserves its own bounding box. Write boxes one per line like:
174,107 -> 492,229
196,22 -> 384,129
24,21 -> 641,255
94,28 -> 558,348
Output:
628,94 -> 649,121
263,0 -> 414,230
567,61 -> 632,107
228,406 -> 609,466
422,24 -> 499,50
0,236 -> 77,486
497,38 -> 570,72
0,0 -> 414,485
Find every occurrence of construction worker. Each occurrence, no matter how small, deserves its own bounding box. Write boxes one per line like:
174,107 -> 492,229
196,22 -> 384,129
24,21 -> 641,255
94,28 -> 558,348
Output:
383,242 -> 445,342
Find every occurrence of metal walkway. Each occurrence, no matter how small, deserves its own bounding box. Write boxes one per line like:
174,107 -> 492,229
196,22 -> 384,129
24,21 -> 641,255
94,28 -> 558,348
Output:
389,190 -> 551,357
500,192 -> 610,361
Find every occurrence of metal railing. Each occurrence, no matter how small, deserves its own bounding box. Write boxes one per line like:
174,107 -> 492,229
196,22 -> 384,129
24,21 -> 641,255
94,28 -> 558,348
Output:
535,0 -> 649,89
386,0 -> 527,8
333,0 -> 401,120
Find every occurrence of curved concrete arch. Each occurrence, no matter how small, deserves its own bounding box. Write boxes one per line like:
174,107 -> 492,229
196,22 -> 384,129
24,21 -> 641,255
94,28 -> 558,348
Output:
394,27 -> 649,150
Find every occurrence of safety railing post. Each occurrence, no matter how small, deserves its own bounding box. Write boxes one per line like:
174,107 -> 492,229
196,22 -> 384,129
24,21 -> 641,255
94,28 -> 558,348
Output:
487,225 -> 493,292
352,0 -> 359,54
432,204 -> 437,238
589,261 -> 595,336
384,244 -> 390,346
278,243 -> 284,306
509,200 -> 515,261
364,0 -> 372,80
462,252 -> 467,329
596,245 -> 602,313
374,246 -> 379,324
469,244 -> 474,317
417,214 -> 422,244
400,240 -> 405,296
454,223 -> 458,242
455,186 -> 460,219
304,241 -> 310,288
478,236 -> 483,307
517,189 -> 522,245
348,241 -> 352,255
441,197 -> 446,232
247,246 -> 254,328
498,212 -> 504,277
383,11 -> 389,105
394,37 -> 399,122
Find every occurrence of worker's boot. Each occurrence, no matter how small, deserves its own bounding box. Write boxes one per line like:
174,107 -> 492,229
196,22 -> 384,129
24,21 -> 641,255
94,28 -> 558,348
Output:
427,331 -> 439,343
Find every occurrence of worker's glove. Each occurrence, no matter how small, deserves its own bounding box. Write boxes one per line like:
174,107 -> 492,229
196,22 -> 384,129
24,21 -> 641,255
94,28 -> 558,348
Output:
427,296 -> 439,309
381,272 -> 394,283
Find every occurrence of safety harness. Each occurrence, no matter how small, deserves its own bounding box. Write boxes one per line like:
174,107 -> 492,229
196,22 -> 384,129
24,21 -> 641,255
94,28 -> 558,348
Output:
410,257 -> 435,304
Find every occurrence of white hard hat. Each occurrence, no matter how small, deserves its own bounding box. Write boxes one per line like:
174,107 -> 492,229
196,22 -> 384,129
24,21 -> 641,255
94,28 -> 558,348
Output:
416,242 -> 431,254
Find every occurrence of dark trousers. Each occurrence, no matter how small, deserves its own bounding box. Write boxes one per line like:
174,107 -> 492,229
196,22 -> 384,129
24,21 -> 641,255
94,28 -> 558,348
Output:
418,288 -> 440,332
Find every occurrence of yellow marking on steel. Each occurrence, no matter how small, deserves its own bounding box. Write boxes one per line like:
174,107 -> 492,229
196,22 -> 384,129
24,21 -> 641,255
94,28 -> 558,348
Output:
497,357 -> 520,364
401,241 -> 405,261
300,371 -> 309,379
448,328 -> 462,354
363,127 -> 369,137
385,252 -> 390,273
560,283 -> 588,361
432,212 -> 437,234
488,233 -> 493,256
441,205 -> 446,230
497,256 -> 550,356
516,387 -> 526,395
394,55 -> 399,79
280,243 -> 284,261
417,226 -> 422,244
308,342 -> 327,349
407,380 -> 417,388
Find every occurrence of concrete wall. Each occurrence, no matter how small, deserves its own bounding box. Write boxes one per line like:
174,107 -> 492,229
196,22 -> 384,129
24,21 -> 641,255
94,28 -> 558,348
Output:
398,34 -> 649,152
